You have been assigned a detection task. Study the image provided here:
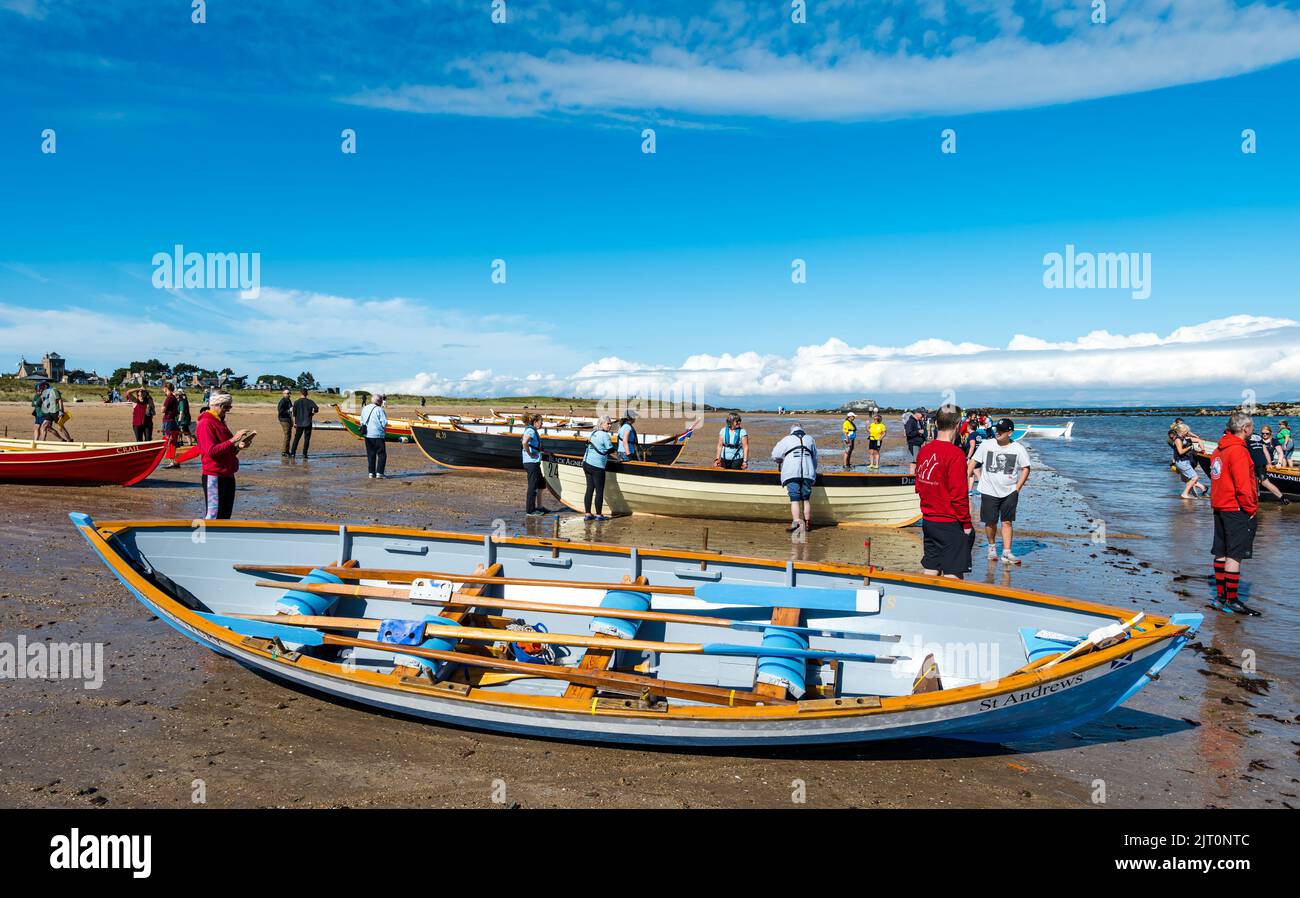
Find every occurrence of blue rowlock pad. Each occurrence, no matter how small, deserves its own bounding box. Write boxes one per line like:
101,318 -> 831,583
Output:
590,589 -> 651,640
275,568 -> 344,616
756,627 -> 810,699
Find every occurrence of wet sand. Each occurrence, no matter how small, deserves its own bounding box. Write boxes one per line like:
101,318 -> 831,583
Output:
1,401 -> 1294,809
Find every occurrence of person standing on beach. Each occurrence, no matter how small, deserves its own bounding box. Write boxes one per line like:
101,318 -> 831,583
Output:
125,386 -> 155,442
841,412 -> 858,467
289,388 -> 319,458
714,412 -> 749,469
276,388 -> 293,457
196,392 -> 254,520
31,381 -> 47,439
521,413 -> 551,515
867,414 -> 886,470
915,406 -> 973,579
160,382 -> 181,467
904,408 -> 926,474
1210,412 -> 1261,615
361,393 -> 388,479
772,422 -> 818,534
582,416 -> 616,520
616,411 -> 639,461
176,389 -> 193,446
968,418 -> 1031,565
1171,424 -> 1207,499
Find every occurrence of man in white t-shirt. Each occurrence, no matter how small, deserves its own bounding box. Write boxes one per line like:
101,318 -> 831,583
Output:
967,418 -> 1032,565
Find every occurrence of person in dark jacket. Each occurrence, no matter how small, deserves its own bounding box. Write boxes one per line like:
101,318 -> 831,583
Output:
289,388 -> 319,458
904,408 -> 926,474
1210,412 -> 1261,615
277,388 -> 293,457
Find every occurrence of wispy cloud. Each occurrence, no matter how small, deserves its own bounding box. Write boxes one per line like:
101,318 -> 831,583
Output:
346,1 -> 1300,121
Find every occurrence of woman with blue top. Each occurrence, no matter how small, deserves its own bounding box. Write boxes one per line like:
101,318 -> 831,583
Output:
616,411 -> 639,461
520,413 -> 552,517
360,394 -> 388,479
714,412 -> 748,469
771,422 -> 818,533
583,416 -> 616,520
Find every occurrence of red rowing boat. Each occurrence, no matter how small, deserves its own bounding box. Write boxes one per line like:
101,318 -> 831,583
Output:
0,439 -> 169,486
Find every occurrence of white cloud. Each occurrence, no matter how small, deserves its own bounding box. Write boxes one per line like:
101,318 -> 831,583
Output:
346,1 -> 1300,121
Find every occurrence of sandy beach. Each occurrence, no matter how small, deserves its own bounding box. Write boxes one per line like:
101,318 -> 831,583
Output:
1,400 -> 1294,809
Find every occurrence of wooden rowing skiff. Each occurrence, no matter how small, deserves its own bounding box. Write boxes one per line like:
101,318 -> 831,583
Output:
542,454 -> 922,526
411,418 -> 700,472
332,404 -> 416,443
1195,441 -> 1300,498
72,513 -> 1202,747
0,440 -> 167,485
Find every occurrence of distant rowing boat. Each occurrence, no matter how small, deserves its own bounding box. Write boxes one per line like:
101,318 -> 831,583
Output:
542,454 -> 922,527
332,404 -> 415,443
1195,440 -> 1300,499
1013,421 -> 1074,440
411,419 -> 700,471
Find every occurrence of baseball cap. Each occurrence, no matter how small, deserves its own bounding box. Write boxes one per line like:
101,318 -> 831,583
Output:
994,418 -> 1015,433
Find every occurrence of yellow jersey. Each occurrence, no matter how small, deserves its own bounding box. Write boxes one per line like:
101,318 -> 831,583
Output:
868,422 -> 886,441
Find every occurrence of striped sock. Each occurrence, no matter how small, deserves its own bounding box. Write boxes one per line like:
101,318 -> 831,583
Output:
1224,571 -> 1241,604
1213,559 -> 1226,600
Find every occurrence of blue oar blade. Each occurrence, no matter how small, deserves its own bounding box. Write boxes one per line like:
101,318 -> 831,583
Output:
701,643 -> 901,663
694,583 -> 875,613
199,613 -> 327,647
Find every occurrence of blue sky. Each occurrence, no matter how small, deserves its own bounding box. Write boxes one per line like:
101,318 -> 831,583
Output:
2,0 -> 1298,406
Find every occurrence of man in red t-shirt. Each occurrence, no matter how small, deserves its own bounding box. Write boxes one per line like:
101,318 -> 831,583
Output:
914,405 -> 973,578
1209,411 -> 1261,615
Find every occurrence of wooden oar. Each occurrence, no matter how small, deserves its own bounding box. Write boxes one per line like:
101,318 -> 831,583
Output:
214,612 -> 904,664
250,578 -> 896,641
235,564 -> 880,613
201,615 -> 790,707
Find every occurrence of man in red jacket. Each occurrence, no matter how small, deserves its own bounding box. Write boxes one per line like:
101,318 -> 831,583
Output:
915,405 -> 973,579
1209,411 -> 1260,615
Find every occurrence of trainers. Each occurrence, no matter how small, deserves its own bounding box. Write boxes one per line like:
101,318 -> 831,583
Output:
1226,600 -> 1261,616
583,514 -> 596,521
367,473 -> 375,479
1001,551 -> 1022,565
987,545 -> 998,561
593,514 -> 609,522
535,507 -> 554,515
526,509 -> 546,517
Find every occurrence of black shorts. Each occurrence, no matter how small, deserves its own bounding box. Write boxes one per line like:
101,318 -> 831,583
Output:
868,439 -> 882,450
980,491 -> 1020,525
921,520 -> 974,575
1212,510 -> 1256,560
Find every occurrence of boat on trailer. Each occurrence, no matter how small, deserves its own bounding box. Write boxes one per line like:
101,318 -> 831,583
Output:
73,514 -> 1202,747
411,418 -> 700,472
0,439 -> 167,485
542,454 -> 922,527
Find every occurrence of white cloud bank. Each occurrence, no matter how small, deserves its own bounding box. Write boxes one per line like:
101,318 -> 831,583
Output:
377,315 -> 1300,401
4,293 -> 1292,403
347,1 -> 1300,121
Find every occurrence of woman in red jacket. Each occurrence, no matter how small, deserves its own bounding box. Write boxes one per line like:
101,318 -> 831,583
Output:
196,392 -> 255,520
1209,412 -> 1260,616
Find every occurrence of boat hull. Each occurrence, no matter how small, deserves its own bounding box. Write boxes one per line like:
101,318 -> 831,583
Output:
71,515 -> 1200,748
1195,449 -> 1300,498
333,405 -> 414,442
412,422 -> 689,471
543,454 -> 921,526
0,441 -> 167,485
